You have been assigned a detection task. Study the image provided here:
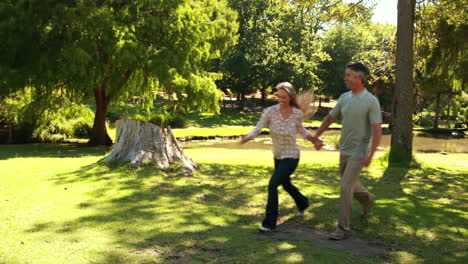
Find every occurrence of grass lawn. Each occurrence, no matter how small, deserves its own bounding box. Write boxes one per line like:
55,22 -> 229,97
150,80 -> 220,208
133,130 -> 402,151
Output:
0,144 -> 466,264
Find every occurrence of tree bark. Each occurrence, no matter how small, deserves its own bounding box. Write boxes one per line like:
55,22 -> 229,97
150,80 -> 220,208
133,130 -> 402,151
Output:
390,0 -> 416,165
89,87 -> 113,146
446,94 -> 451,128
433,93 -> 440,129
102,120 -> 198,173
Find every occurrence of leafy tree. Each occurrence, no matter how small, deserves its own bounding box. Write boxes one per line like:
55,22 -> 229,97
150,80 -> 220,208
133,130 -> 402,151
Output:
222,0 -> 346,108
319,23 -> 380,99
0,0 -> 238,145
291,0 -> 375,33
414,0 -> 467,128
352,23 -> 397,112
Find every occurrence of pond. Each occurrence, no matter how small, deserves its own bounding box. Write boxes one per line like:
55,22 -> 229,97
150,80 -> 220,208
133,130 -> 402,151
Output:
181,130 -> 468,153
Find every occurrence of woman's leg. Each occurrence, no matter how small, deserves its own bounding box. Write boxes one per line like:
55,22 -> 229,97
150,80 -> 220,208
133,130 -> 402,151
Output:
262,158 -> 300,229
281,159 -> 309,211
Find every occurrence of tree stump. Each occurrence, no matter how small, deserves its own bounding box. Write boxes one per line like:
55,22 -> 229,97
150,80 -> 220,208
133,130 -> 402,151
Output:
102,119 -> 198,173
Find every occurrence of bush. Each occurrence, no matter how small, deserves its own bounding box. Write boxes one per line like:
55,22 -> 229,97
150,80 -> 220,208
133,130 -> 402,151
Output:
413,113 -> 434,127
1,88 -> 95,143
107,112 -> 121,123
33,104 -> 94,142
13,123 -> 34,144
168,114 -> 186,128
72,120 -> 92,138
149,114 -> 167,127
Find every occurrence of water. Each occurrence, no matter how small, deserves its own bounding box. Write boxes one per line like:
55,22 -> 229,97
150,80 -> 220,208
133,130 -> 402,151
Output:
181,130 -> 468,153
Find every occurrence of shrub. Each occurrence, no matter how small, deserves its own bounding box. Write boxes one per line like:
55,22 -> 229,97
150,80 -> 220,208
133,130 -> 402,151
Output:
149,114 -> 167,127
1,88 -> 95,143
107,112 -> 121,123
168,114 -> 186,128
72,120 -> 92,138
13,123 -> 34,144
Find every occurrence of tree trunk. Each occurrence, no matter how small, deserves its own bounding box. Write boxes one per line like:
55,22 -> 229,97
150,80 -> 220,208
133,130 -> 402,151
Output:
238,92 -> 245,111
261,87 -> 266,104
446,94 -> 451,128
433,93 -> 440,129
8,123 -> 13,143
89,87 -> 113,146
102,120 -> 198,173
390,0 -> 416,166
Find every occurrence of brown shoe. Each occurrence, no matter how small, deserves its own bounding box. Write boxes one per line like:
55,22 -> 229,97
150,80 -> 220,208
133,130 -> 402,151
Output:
329,226 -> 351,240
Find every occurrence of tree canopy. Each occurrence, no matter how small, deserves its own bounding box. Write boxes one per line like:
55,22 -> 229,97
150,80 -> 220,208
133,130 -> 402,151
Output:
0,0 -> 238,145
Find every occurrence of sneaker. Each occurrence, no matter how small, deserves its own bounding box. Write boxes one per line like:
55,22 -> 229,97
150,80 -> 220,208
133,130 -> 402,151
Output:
296,210 -> 305,217
296,200 -> 310,217
329,226 -> 351,240
258,225 -> 273,232
362,194 -> 376,217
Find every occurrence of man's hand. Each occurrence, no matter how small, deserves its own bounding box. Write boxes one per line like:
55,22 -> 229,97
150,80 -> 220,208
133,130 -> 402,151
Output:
313,138 -> 324,150
362,156 -> 373,167
307,135 -> 323,150
240,135 -> 252,144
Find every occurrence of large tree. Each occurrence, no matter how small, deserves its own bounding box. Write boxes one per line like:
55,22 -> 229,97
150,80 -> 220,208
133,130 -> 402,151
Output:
0,0 -> 238,145
389,0 -> 416,165
221,0 -> 373,107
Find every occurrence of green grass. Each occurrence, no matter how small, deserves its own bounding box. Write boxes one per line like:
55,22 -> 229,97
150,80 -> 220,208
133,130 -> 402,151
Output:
0,145 -> 467,264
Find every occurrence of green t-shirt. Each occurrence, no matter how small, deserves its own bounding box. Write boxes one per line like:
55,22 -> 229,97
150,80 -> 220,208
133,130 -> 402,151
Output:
329,89 -> 382,159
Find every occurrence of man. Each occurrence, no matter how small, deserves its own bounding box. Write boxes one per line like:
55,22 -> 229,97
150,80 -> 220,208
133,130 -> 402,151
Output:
313,63 -> 382,240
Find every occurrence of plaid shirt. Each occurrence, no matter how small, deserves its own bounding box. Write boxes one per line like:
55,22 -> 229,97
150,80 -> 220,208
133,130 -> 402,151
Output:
247,104 -> 311,159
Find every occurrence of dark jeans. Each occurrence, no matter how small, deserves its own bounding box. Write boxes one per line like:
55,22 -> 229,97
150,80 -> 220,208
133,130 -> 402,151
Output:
262,158 -> 309,229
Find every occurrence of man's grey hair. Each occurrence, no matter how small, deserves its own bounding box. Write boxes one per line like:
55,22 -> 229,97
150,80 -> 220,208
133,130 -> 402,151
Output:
347,63 -> 370,82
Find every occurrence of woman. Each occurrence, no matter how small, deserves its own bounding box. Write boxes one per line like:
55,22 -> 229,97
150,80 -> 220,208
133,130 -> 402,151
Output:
240,82 -> 319,232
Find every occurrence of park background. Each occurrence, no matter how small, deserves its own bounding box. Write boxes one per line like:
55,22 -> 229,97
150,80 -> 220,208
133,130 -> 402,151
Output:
0,0 -> 466,263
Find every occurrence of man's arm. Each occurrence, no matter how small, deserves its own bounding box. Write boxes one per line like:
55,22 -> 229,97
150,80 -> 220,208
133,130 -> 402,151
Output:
314,114 -> 335,138
312,114 -> 336,150
362,123 -> 382,167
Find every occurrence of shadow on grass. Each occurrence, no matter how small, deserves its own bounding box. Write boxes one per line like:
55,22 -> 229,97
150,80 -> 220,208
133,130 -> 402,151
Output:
368,164 -> 468,263
0,143 -> 109,160
25,161 -> 380,263
25,156 -> 467,264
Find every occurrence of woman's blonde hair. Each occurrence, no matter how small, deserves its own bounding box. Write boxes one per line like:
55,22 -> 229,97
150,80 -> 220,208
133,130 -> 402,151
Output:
276,82 -> 317,120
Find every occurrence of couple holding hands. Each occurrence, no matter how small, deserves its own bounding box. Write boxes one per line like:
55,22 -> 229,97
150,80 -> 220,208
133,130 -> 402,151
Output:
240,63 -> 382,240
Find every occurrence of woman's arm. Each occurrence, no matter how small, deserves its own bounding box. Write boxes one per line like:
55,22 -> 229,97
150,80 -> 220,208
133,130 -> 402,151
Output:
240,108 -> 270,144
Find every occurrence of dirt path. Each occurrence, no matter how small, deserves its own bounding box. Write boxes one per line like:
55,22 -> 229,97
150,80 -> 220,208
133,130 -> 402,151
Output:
258,220 -> 389,257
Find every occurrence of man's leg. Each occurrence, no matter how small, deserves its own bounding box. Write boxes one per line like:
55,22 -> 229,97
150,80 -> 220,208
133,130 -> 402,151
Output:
354,182 -> 375,217
338,157 -> 363,230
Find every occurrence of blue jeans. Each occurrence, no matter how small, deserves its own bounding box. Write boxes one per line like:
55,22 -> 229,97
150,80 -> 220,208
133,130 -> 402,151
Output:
262,158 -> 309,229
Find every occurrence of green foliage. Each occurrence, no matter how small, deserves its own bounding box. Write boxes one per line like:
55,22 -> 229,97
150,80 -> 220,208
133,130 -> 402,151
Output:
221,0 -> 340,102
168,114 -> 187,128
414,0 -> 467,120
319,22 -> 396,99
148,114 -> 168,127
413,111 -> 435,127
120,112 -> 187,129
34,104 -> 95,143
0,88 -> 94,143
0,0 -> 239,144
